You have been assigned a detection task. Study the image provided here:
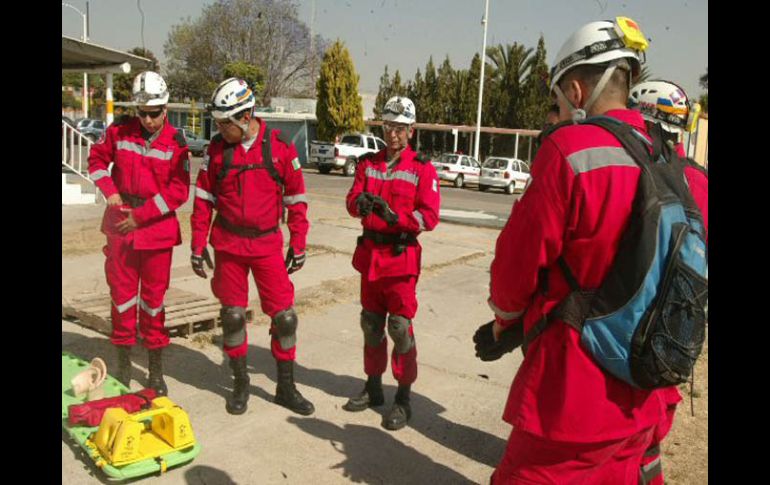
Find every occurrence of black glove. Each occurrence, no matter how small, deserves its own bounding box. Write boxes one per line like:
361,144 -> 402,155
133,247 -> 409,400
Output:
369,194 -> 399,226
356,193 -> 374,217
285,247 -> 306,274
191,247 -> 214,279
473,320 -> 524,362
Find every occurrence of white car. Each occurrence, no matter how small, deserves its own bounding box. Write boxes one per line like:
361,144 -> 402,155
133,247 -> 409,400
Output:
478,157 -> 531,195
432,153 -> 481,188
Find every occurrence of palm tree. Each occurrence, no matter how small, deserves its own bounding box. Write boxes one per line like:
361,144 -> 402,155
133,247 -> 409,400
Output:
634,66 -> 653,85
485,43 -> 534,127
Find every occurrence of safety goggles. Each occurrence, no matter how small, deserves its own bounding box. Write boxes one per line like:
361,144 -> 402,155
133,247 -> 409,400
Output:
137,108 -> 164,119
382,123 -> 409,134
550,16 -> 649,82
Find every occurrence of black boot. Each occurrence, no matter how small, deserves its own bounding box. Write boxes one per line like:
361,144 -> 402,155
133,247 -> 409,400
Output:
383,384 -> 412,431
147,349 -> 168,396
226,356 -> 250,415
343,375 -> 385,412
274,360 -> 315,416
115,345 -> 132,388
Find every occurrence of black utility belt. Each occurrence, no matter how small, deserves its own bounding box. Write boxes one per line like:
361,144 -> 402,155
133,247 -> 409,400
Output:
120,193 -> 146,208
358,229 -> 418,256
215,214 -> 278,238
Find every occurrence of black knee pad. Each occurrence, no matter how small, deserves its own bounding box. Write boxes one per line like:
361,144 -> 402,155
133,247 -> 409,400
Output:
360,310 -> 386,347
387,314 -> 414,354
220,306 -> 247,348
273,308 -> 298,350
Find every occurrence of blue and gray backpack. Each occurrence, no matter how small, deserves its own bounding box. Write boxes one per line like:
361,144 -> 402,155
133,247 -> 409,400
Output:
524,116 -> 708,390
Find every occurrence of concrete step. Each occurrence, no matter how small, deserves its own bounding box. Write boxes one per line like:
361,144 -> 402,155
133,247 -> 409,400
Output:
62,174 -> 96,205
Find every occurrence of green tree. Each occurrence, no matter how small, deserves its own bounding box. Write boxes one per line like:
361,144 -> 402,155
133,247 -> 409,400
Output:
517,35 -> 550,130
223,61 -> 265,99
373,65 -> 392,119
699,67 -> 708,90
164,0 -> 326,102
315,40 -> 364,142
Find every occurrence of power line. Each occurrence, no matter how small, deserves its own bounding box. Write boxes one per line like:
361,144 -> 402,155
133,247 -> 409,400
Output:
137,0 -> 146,53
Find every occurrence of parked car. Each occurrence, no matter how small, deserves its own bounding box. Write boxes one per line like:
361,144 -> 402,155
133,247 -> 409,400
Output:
478,157 -> 531,195
432,153 -> 481,188
179,128 -> 210,156
77,118 -> 106,142
309,133 -> 386,176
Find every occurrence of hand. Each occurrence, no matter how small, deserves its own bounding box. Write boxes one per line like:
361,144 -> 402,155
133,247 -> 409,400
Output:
369,195 -> 399,226
473,320 -> 524,362
107,194 -> 124,207
285,247 -> 306,274
356,193 -> 374,217
116,208 -> 138,234
191,247 -> 214,279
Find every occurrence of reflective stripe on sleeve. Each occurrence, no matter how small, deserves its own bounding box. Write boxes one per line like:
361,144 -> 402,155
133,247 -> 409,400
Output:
283,194 -> 308,205
488,299 -> 525,320
90,170 -> 110,182
413,211 -> 425,231
567,147 -> 637,175
153,194 -> 170,215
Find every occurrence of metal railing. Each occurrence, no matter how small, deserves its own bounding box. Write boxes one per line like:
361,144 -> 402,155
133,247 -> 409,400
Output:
62,120 -> 104,202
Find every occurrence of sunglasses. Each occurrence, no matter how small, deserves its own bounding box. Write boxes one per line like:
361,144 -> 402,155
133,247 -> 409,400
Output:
137,109 -> 164,119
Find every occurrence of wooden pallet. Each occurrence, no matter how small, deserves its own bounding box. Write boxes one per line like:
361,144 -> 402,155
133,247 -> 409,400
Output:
62,287 -> 253,337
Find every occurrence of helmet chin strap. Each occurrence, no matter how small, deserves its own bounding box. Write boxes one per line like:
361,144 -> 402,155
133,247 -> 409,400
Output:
553,60 -> 622,122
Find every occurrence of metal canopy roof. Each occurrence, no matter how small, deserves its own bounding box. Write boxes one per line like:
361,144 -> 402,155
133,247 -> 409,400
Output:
62,36 -> 153,73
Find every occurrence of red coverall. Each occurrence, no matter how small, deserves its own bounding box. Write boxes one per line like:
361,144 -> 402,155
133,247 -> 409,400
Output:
345,145 -> 440,385
487,110 -> 709,484
190,119 -> 308,361
88,117 -> 190,349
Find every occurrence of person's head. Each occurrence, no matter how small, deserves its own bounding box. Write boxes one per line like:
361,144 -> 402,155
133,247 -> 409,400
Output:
132,71 -> 169,133
550,17 -> 649,122
381,96 -> 416,154
628,80 -> 701,144
209,78 -> 257,143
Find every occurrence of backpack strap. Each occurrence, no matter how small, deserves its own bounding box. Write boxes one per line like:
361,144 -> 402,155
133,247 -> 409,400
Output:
173,131 -> 187,148
261,128 -> 285,190
216,143 -> 237,187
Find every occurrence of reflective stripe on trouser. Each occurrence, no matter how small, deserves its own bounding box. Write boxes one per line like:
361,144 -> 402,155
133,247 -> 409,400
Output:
211,250 -> 295,361
491,426 -> 656,485
104,239 -> 172,349
360,275 -> 418,385
639,402 -> 677,485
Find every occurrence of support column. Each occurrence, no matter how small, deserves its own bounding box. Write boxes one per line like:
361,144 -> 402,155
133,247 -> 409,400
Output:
514,133 -> 520,160
105,72 -> 114,125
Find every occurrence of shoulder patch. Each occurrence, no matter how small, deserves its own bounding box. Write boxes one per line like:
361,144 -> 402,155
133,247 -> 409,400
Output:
173,131 -> 187,147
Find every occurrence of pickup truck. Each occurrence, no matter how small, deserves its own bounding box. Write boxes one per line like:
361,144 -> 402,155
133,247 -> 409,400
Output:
309,133 -> 386,176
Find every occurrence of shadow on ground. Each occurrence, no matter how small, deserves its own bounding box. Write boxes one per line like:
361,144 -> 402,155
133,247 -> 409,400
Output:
288,417 -> 475,483
62,330 -> 506,469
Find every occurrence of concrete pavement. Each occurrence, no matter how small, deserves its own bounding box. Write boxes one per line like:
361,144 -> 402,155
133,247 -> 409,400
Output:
61,185 -> 521,484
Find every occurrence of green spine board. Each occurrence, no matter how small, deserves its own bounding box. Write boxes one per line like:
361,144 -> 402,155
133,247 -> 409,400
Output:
61,352 -> 201,479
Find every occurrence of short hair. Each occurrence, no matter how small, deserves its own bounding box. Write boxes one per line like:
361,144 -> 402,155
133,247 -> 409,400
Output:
559,61 -> 631,103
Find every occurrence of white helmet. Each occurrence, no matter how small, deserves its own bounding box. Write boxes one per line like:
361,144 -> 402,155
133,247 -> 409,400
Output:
382,96 -> 416,125
209,78 -> 255,120
629,80 -> 701,135
550,17 -> 649,121
132,71 -> 169,107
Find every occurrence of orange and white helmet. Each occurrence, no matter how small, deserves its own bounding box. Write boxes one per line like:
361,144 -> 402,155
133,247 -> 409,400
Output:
550,17 -> 649,121
382,96 -> 416,125
132,71 -> 169,107
629,80 -> 701,135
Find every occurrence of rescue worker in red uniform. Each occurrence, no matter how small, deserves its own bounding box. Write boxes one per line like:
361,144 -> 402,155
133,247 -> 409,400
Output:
88,71 -> 190,396
477,19 -> 709,483
628,79 -> 708,485
190,78 -> 313,416
342,97 -> 440,431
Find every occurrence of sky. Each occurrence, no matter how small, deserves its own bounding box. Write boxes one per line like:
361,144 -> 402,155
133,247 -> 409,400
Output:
62,0 -> 708,98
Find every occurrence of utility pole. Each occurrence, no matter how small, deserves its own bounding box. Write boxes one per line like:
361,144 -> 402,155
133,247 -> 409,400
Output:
473,0 -> 490,161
